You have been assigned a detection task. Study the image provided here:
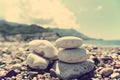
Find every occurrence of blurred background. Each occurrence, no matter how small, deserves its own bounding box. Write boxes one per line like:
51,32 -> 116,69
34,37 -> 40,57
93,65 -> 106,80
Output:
0,0 -> 120,46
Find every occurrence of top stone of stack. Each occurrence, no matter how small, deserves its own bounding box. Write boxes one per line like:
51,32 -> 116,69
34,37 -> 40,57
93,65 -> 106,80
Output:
55,36 -> 83,49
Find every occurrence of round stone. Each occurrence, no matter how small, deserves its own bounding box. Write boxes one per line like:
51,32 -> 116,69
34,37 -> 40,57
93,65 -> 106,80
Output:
28,40 -> 58,59
53,61 -> 95,79
58,48 -> 90,63
99,68 -> 113,77
110,72 -> 120,79
26,53 -> 49,70
114,62 -> 120,68
55,36 -> 83,48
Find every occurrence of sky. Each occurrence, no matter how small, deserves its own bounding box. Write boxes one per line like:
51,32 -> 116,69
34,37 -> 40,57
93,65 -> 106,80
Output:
0,0 -> 120,40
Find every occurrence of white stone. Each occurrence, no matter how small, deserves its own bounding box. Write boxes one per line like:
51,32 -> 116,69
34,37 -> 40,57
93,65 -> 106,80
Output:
58,48 -> 90,63
28,40 -> 58,59
26,53 -> 49,69
11,64 -> 22,69
110,73 -> 120,79
53,61 -> 94,79
55,36 -> 83,48
99,68 -> 113,77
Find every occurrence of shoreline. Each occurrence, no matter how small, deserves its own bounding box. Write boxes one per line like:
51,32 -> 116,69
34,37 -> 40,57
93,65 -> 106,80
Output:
1,41 -> 120,47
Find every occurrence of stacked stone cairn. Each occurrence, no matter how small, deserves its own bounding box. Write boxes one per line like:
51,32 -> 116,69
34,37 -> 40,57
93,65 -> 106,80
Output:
26,40 -> 58,70
53,36 -> 95,79
25,36 -> 95,79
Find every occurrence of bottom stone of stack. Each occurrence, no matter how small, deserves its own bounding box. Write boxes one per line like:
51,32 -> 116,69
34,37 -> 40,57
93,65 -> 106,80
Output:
53,60 -> 95,79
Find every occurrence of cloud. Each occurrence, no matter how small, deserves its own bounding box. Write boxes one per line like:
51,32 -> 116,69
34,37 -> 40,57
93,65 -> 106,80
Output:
29,18 -> 54,25
1,0 -> 79,29
78,8 -> 88,14
96,5 -> 103,11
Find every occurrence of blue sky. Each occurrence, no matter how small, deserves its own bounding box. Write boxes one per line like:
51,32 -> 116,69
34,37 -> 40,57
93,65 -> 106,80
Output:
61,0 -> 120,40
0,0 -> 120,40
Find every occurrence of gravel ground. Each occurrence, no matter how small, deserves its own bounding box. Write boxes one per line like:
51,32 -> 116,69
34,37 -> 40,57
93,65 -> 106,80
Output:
0,42 -> 120,80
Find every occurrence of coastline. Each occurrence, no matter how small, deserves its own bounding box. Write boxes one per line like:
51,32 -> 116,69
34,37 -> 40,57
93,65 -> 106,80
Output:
84,40 -> 120,47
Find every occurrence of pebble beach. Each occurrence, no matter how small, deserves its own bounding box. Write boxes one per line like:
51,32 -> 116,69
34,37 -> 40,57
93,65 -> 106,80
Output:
0,39 -> 120,80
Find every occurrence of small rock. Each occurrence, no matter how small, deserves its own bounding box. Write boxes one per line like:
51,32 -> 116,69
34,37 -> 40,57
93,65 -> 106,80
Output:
114,69 -> 120,73
91,78 -> 99,80
44,73 -> 51,78
110,72 -> 120,79
0,62 -> 6,68
29,71 -> 38,77
0,70 -> 8,77
104,77 -> 110,80
11,64 -> 22,70
16,74 -> 23,80
51,77 -> 57,80
5,70 -> 17,77
36,74 -> 45,79
96,67 -> 104,72
11,48 -> 27,61
32,77 -> 37,80
99,68 -> 113,77
14,69 -> 21,74
11,76 -> 16,80
114,62 -> 120,68
50,69 -> 58,78
92,47 -> 98,50
101,56 -> 113,64
21,71 -> 31,79
111,54 -> 118,59
117,51 -> 120,55
0,50 -> 3,55
10,59 -> 22,64
21,66 -> 27,71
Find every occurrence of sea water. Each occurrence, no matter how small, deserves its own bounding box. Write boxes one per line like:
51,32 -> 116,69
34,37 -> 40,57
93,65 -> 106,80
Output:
84,40 -> 120,47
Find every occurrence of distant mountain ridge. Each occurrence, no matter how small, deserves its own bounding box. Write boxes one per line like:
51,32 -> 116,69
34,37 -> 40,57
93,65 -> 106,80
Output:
50,28 -> 95,40
0,20 -> 97,41
0,20 -> 51,35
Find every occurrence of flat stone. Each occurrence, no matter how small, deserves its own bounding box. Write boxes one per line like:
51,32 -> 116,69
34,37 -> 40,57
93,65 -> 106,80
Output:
99,68 -> 113,77
0,70 -> 9,77
58,48 -> 89,63
104,77 -> 110,80
26,53 -> 49,70
28,40 -> 58,59
55,36 -> 83,48
5,70 -> 18,77
114,69 -> 120,73
110,72 -> 120,79
114,62 -> 120,68
101,56 -> 113,61
117,51 -> 120,55
101,56 -> 113,64
53,61 -> 94,79
11,64 -> 22,70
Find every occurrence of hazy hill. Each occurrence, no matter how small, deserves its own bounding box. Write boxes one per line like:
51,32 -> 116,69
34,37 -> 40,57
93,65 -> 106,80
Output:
0,20 -> 53,41
0,20 -> 51,35
50,28 -> 95,40
0,20 -> 97,41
